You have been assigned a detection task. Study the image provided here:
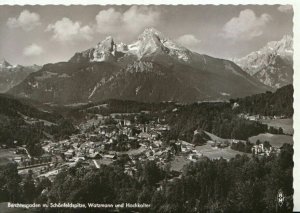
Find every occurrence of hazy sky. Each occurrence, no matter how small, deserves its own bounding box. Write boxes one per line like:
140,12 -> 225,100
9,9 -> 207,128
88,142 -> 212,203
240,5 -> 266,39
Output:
0,5 -> 293,66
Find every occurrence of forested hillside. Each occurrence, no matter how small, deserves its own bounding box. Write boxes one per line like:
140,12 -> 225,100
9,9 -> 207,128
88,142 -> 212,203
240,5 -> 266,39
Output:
0,94 -> 77,156
164,102 -> 269,142
233,84 -> 293,117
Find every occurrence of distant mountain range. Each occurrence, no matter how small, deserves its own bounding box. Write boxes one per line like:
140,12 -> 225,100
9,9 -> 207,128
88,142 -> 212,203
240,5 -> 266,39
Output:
0,59 -> 40,93
233,35 -> 293,89
8,28 -> 269,105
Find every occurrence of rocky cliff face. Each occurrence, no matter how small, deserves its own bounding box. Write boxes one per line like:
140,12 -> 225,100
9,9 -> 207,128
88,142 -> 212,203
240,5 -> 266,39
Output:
234,35 -> 293,88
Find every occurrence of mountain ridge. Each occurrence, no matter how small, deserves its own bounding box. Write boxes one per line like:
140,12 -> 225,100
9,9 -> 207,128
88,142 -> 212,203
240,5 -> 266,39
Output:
8,28 -> 269,105
0,59 -> 41,93
233,35 -> 293,88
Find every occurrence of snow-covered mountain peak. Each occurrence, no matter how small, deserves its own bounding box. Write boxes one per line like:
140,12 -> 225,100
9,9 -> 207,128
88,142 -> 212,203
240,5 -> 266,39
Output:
91,36 -> 117,62
133,28 -> 192,61
116,42 -> 129,52
96,36 -> 115,50
70,28 -> 193,63
138,28 -> 167,41
234,35 -> 293,88
264,35 -> 293,57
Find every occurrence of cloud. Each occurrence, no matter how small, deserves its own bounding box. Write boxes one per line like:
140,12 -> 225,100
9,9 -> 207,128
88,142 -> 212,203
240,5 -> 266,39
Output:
7,10 -> 41,31
46,6 -> 159,42
221,9 -> 272,41
95,6 -> 160,36
122,6 -> 160,34
23,44 -> 43,56
95,8 -> 123,34
176,34 -> 201,48
278,5 -> 293,13
46,17 -> 93,42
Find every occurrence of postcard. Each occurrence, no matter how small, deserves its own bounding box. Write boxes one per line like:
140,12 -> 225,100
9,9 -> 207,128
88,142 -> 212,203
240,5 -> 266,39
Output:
0,1 -> 298,212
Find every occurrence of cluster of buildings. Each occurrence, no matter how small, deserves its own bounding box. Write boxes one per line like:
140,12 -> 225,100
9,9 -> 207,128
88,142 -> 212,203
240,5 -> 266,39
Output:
16,109 -> 287,181
28,111 -> 211,180
251,143 -> 280,156
238,113 -> 286,121
30,113 -> 178,178
12,110 -> 287,181
11,145 -> 53,169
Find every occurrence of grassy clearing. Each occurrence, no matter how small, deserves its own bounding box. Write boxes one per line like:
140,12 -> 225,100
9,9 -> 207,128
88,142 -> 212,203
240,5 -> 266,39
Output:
249,133 -> 293,148
196,144 -> 249,160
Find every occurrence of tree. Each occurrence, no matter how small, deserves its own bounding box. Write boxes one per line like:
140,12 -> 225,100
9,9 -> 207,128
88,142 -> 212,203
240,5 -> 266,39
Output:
278,127 -> 284,134
0,163 -> 21,202
140,161 -> 164,186
263,141 -> 271,149
22,170 -> 36,203
36,177 -> 51,195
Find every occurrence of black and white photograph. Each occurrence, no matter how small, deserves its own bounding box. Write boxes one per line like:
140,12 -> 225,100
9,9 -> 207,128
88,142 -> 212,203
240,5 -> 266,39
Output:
0,1 -> 297,212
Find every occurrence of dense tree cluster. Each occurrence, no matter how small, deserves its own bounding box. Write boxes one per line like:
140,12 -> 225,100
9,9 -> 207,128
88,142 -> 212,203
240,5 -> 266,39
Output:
0,94 -> 62,122
164,102 -> 269,142
0,117 -> 76,156
83,99 -> 176,115
192,130 -> 210,145
0,163 -> 52,204
153,144 -> 293,213
0,144 -> 292,212
233,84 -> 293,117
0,95 -> 77,156
231,141 -> 253,153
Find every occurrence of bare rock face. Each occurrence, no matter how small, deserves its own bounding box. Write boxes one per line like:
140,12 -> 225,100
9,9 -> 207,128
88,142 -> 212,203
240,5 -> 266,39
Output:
234,35 -> 293,88
92,36 -> 117,62
70,28 -> 193,63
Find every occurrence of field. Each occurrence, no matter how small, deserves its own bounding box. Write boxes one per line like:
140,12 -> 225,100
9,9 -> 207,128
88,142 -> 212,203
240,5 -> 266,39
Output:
195,131 -> 250,160
196,144 -> 249,160
170,145 -> 248,172
205,131 -> 246,143
259,118 -> 293,135
249,133 -> 293,148
94,158 -> 114,167
170,131 -> 249,172
204,131 -> 226,142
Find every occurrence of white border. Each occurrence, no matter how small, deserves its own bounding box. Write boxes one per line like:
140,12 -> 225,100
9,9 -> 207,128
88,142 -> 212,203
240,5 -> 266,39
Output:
0,0 -> 299,211
0,0 -> 297,5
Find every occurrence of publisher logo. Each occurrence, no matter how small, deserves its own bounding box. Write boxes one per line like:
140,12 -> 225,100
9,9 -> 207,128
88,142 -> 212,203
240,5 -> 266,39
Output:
277,189 -> 285,207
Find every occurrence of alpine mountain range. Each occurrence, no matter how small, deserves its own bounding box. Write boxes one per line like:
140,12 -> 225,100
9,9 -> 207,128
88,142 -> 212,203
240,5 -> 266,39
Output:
2,28 -> 293,105
0,59 -> 40,93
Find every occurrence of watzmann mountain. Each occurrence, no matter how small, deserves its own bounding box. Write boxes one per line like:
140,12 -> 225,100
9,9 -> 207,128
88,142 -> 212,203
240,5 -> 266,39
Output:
8,28 -> 269,105
234,35 -> 293,89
